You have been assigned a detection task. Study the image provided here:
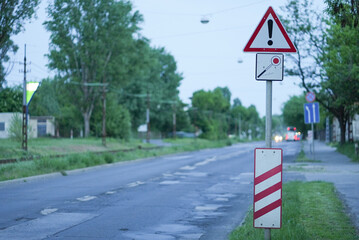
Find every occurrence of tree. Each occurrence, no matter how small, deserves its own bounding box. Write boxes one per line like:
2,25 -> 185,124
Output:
0,86 -> 22,112
0,0 -> 40,87
91,92 -> 131,140
233,98 -> 242,108
146,47 -> 183,135
29,78 -> 60,116
323,0 -> 359,142
326,0 -> 359,27
44,0 -> 143,137
29,77 -> 83,137
118,44 -> 184,135
230,103 -> 263,139
281,0 -> 359,144
190,87 -> 231,140
282,94 -> 309,134
245,105 -> 263,139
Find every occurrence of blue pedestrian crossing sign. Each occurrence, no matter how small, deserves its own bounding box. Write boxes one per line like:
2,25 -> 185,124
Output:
304,102 -> 320,124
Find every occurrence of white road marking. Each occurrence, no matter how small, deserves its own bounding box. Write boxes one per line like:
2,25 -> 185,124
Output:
159,180 -> 180,185
240,181 -> 251,184
162,173 -> 174,177
76,195 -> 97,202
167,156 -> 191,160
40,208 -> 58,215
174,172 -> 208,177
194,156 -> 217,166
214,197 -> 229,202
195,204 -> 222,211
180,165 -> 196,170
127,181 -> 145,188
180,156 -> 217,171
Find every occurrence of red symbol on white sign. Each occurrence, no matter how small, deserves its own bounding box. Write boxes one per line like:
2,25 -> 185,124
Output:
256,53 -> 284,81
244,6 -> 296,53
305,92 -> 316,103
254,148 -> 283,228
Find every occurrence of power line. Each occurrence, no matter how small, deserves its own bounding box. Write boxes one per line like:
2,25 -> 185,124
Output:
32,62 -> 49,74
205,0 -> 267,16
152,25 -> 249,39
140,0 -> 266,17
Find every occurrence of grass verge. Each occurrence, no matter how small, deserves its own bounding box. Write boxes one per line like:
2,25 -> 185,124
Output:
295,149 -> 321,163
333,142 -> 359,162
0,138 -> 233,182
0,138 -> 152,160
285,164 -> 324,172
230,181 -> 358,240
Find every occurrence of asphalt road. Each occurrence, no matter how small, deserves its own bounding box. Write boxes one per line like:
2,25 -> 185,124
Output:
0,141 -> 301,240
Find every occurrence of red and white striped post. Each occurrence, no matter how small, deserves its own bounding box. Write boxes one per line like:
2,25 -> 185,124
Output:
254,148 -> 283,229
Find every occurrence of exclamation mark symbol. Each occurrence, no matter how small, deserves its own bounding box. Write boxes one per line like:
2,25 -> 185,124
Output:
267,19 -> 273,46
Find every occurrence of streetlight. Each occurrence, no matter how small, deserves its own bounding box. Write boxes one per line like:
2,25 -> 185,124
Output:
200,16 -> 210,24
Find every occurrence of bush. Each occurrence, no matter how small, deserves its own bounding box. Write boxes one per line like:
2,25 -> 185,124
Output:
8,113 -> 22,142
91,97 -> 131,140
104,153 -> 114,164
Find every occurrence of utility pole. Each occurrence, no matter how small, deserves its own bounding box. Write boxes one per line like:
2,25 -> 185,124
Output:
102,76 -> 107,147
22,44 -> 28,151
238,117 -> 241,140
146,91 -> 150,143
172,104 -> 176,139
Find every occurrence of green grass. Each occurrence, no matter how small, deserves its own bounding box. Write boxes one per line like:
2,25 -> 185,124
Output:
0,138 -> 151,160
230,181 -> 358,240
333,142 -> 359,162
296,149 -> 321,163
0,138 -> 234,182
285,164 -> 324,172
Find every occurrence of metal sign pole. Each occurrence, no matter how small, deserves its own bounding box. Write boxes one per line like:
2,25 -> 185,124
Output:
311,122 -> 315,160
243,6 -> 296,239
265,81 -> 272,149
265,80 -> 272,240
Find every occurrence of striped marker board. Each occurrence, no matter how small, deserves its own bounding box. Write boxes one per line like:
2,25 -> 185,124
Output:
254,148 -> 283,228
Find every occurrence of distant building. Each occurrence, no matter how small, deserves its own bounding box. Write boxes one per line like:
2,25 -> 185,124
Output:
332,114 -> 359,142
29,116 -> 56,138
0,113 -> 16,139
0,113 -> 55,139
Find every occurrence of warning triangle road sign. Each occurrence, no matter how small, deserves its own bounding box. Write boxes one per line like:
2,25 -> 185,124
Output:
243,6 -> 296,53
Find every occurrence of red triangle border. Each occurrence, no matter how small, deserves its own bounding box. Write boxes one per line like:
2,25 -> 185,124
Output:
243,6 -> 297,53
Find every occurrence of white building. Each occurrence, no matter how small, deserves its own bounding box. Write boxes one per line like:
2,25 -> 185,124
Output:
0,113 -> 55,139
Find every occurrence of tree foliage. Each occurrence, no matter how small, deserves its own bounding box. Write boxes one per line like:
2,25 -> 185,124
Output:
190,87 -> 231,140
281,0 -> 359,144
118,45 -> 184,135
189,87 -> 263,140
44,0 -> 143,137
282,94 -> 308,134
0,0 -> 40,87
0,86 -> 22,112
91,93 -> 131,140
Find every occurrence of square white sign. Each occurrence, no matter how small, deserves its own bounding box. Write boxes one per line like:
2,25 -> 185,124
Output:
255,53 -> 284,81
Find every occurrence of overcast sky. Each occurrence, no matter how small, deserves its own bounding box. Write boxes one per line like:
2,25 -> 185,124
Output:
5,0 -> 325,117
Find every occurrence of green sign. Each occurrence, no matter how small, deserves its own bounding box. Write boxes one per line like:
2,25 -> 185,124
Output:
26,82 -> 40,105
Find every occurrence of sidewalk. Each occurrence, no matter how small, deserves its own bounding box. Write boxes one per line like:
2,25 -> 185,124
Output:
297,141 -> 359,230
